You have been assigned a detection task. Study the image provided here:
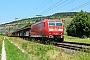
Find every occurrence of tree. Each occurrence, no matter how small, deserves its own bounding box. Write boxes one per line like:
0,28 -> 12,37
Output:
66,10 -> 90,37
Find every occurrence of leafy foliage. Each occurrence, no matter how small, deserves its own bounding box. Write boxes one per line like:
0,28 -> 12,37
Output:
66,10 -> 90,37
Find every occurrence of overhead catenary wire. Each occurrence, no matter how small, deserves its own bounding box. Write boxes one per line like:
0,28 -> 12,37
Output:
41,0 -> 77,15
30,0 -> 47,15
68,1 -> 90,11
30,0 -> 90,17
30,0 -> 72,16
50,0 -> 75,13
40,0 -> 90,16
40,0 -> 64,14
38,0 -> 53,10
41,0 -> 70,14
35,0 -> 47,10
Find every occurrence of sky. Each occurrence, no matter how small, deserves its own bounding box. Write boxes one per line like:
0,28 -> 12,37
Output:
0,0 -> 90,24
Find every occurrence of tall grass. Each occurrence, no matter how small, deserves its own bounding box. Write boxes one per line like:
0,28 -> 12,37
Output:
24,41 -> 64,60
0,36 -> 3,60
7,37 -> 90,60
9,37 -> 71,60
4,38 -> 30,60
64,35 -> 90,44
21,40 -> 90,60
73,52 -> 90,60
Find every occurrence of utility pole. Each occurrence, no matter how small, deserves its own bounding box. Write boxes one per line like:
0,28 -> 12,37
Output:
4,25 -> 6,36
0,29 -> 1,35
6,24 -> 11,34
8,25 -> 10,33
1,29 -> 3,35
15,17 -> 18,31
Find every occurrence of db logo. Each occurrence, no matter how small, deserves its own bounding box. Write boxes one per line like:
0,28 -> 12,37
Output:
55,28 -> 57,31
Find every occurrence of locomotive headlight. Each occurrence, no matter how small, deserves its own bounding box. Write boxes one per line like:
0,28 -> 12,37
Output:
49,29 -> 53,31
49,32 -> 52,34
61,33 -> 62,34
58,29 -> 63,31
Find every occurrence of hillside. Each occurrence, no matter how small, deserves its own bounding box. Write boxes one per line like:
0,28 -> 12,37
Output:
0,12 -> 90,35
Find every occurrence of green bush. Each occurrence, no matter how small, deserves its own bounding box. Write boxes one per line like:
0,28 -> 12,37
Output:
66,10 -> 90,37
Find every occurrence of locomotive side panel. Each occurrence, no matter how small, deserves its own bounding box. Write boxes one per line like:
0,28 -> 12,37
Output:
30,21 -> 46,37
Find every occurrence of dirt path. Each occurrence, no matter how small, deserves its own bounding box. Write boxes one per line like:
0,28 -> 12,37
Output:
1,40 -> 6,60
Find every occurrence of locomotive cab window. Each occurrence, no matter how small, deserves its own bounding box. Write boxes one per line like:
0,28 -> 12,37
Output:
49,21 -> 62,26
56,22 -> 62,26
49,21 -> 55,26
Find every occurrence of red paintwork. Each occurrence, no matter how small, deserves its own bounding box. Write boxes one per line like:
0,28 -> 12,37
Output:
31,19 -> 46,36
30,19 -> 64,38
7,33 -> 12,37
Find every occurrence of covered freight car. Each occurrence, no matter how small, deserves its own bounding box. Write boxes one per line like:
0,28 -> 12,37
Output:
11,25 -> 31,38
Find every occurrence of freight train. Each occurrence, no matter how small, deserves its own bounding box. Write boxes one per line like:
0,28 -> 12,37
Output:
8,19 -> 64,42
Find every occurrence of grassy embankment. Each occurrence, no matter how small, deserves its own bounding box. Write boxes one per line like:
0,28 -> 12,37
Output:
64,35 -> 90,44
4,37 -> 30,60
63,18 -> 73,25
7,37 -> 90,60
63,18 -> 90,44
0,36 -> 3,60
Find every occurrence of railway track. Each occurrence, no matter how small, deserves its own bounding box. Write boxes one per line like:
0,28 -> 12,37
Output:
53,41 -> 90,53
27,38 -> 90,53
10,37 -> 90,53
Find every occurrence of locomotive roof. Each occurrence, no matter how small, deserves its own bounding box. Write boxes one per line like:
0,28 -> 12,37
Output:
32,19 -> 63,26
48,19 -> 62,21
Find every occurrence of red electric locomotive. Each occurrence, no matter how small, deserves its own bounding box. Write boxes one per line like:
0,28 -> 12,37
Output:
30,19 -> 64,42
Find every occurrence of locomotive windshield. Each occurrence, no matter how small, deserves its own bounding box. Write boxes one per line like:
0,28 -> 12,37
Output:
49,21 -> 62,26
56,22 -> 62,26
49,22 -> 55,26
